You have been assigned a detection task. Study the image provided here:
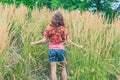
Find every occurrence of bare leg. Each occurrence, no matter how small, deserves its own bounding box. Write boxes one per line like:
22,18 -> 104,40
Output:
60,62 -> 68,80
50,62 -> 57,80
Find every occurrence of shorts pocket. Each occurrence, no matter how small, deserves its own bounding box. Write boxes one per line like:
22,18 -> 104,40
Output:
48,50 -> 57,62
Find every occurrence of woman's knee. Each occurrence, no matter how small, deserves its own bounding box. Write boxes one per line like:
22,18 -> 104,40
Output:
50,62 -> 57,74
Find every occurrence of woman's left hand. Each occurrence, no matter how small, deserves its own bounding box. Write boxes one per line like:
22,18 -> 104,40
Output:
30,42 -> 36,46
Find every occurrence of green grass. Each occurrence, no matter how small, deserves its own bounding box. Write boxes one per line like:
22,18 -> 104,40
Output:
0,4 -> 120,80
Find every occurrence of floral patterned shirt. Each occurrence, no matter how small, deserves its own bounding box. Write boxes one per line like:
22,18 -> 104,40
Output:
44,25 -> 69,44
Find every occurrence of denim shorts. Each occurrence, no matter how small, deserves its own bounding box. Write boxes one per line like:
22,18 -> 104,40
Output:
48,49 -> 66,62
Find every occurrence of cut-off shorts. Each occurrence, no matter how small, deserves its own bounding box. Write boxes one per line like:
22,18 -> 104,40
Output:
48,49 -> 66,62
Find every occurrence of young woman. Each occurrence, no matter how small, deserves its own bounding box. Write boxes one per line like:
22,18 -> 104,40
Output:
31,12 -> 83,80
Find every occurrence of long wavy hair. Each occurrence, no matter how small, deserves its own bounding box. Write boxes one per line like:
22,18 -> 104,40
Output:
51,12 -> 65,27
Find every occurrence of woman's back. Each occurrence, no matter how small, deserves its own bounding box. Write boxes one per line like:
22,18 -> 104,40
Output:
44,25 -> 69,50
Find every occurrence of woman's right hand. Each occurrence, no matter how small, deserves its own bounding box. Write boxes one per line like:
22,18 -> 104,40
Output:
77,45 -> 83,49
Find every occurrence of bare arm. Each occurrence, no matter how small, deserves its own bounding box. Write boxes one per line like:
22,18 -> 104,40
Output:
66,37 -> 83,48
31,37 -> 47,45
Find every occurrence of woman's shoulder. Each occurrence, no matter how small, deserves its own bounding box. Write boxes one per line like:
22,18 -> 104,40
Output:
60,26 -> 67,31
45,25 -> 53,31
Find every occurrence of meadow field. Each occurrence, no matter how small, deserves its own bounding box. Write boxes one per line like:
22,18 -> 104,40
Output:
0,4 -> 120,80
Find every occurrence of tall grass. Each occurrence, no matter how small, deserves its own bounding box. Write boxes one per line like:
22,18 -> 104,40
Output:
0,3 -> 120,80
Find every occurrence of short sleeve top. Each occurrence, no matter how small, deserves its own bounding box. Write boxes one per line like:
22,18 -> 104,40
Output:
44,25 -> 69,44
